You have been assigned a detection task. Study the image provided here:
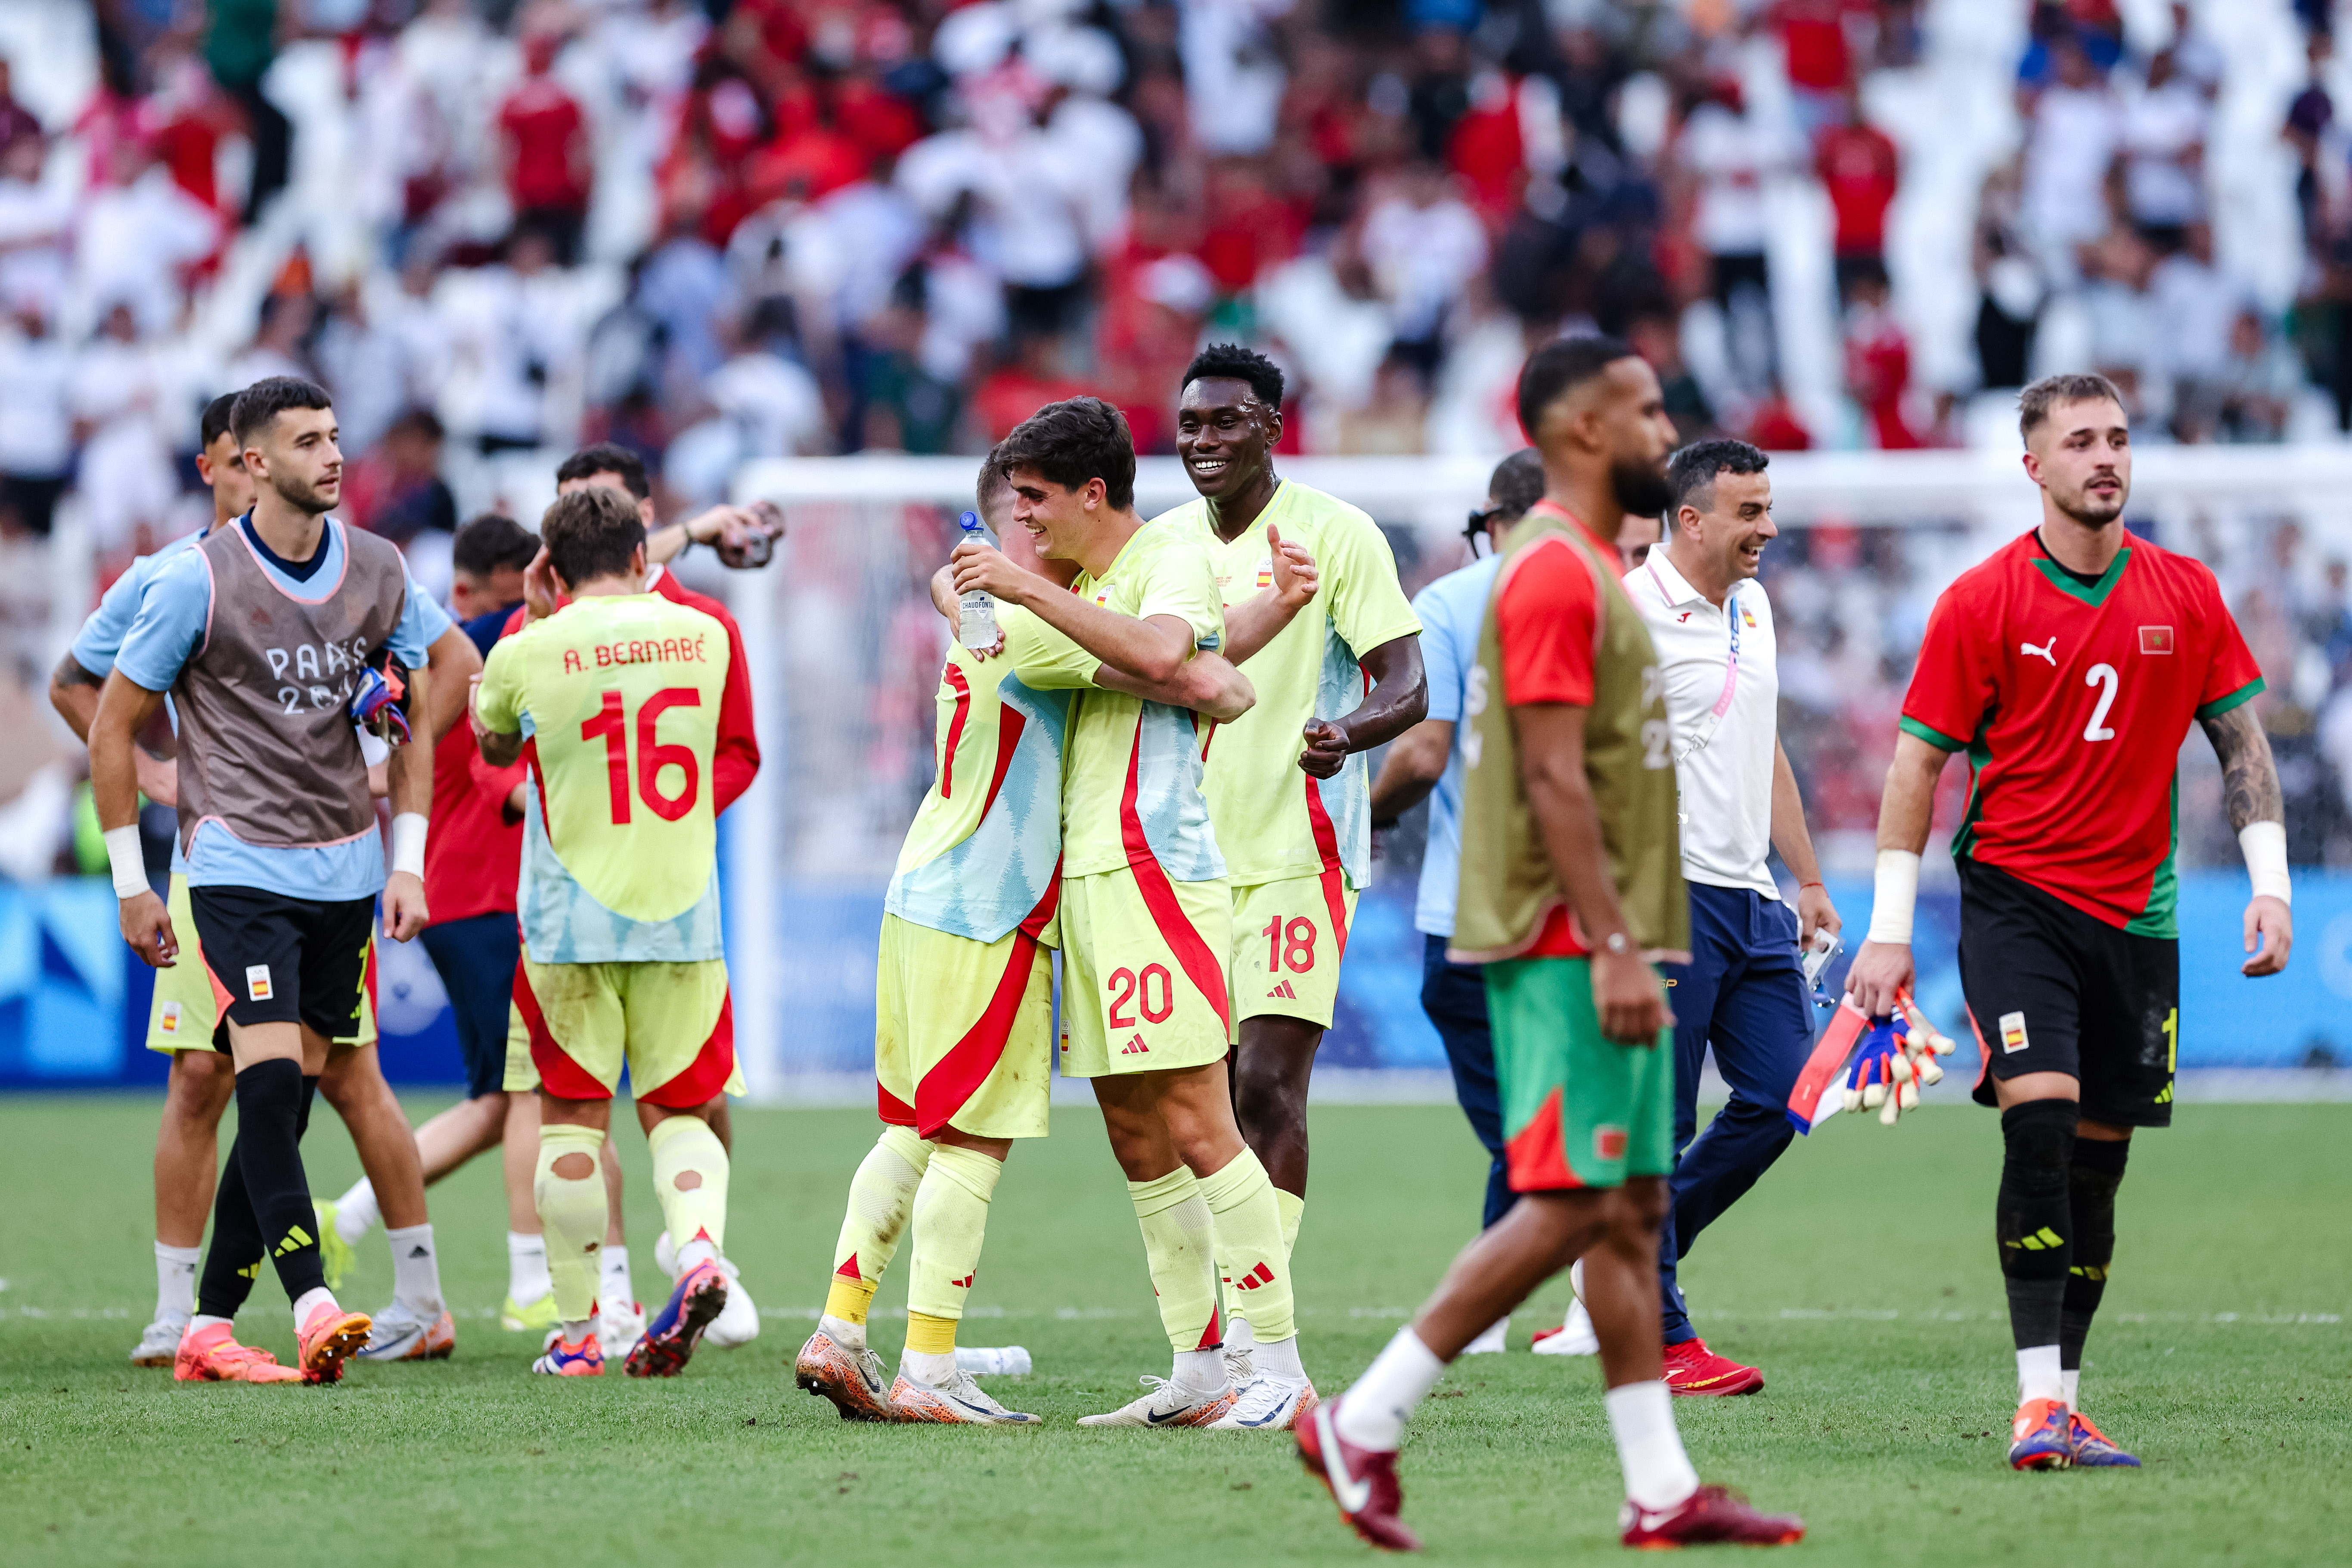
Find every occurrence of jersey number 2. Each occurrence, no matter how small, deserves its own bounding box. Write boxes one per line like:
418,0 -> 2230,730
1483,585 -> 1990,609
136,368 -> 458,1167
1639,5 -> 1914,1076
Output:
581,688 -> 703,824
2082,663 -> 2119,743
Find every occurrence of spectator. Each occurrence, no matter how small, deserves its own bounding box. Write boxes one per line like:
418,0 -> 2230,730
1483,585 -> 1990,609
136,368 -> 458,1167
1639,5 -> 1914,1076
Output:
0,59 -> 40,152
456,228 -> 580,455
1842,261 -> 1921,449
204,0 -> 290,223
68,301 -> 187,558
498,32 -> 594,266
0,298 -> 70,537
1676,76 -> 1797,401
344,408 -> 459,545
0,130 -> 68,323
71,138 -> 218,338
1360,161 -> 1489,380
2149,222 -> 2243,433
1815,82 -> 1901,299
2119,49 -> 2207,249
2208,310 -> 2303,444
2020,37 -> 2122,280
2283,32 -> 2333,257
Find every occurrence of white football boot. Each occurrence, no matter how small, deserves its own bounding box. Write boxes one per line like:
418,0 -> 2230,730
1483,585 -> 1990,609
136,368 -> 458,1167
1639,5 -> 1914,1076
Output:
1204,1373 -> 1318,1431
131,1314 -> 188,1366
1077,1374 -> 1238,1427
891,1367 -> 1040,1424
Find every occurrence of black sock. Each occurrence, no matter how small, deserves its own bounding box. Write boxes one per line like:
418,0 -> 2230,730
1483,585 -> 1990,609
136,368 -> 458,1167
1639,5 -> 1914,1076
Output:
2060,1136 -> 2131,1372
233,1058 -> 327,1306
195,1131 -> 266,1319
297,1072 -> 319,1138
1997,1099 -> 2079,1351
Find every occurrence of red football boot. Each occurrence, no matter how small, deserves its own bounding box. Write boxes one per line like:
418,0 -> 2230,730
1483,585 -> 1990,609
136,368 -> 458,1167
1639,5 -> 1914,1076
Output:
1660,1338 -> 1764,1397
1620,1485 -> 1805,1548
1297,1397 -> 1421,1552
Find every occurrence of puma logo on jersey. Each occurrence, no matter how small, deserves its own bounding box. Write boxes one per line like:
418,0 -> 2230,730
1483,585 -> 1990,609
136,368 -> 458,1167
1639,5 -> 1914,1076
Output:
2020,639 -> 2057,666
1266,979 -> 1298,1000
1120,1035 -> 1150,1055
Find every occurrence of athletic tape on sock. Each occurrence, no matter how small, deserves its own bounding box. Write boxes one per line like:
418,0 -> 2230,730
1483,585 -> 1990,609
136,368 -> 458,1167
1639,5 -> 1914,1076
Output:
647,1115 -> 730,1256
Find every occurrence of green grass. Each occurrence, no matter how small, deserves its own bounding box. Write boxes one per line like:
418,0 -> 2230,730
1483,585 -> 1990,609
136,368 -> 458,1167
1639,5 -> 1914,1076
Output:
0,1098 -> 2344,1567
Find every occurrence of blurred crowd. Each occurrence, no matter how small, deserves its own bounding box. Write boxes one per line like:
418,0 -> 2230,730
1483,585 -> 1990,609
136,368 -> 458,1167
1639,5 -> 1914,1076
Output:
10,0 -> 2352,883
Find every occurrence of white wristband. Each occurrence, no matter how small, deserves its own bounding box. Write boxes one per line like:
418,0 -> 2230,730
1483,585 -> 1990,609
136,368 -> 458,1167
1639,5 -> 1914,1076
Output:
2239,820 -> 2290,906
104,825 -> 149,900
390,812 -> 428,880
1866,849 -> 1921,945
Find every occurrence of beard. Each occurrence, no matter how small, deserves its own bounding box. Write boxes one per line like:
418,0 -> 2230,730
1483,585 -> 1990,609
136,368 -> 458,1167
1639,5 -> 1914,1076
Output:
276,471 -> 339,516
1609,458 -> 1674,520
2057,482 -> 2125,528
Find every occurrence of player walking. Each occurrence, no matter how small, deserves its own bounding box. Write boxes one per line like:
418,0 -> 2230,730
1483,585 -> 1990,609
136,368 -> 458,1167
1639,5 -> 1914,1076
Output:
1299,338 -> 1803,1549
796,457 -> 1252,1424
947,398 -> 1305,1430
1614,439 -> 1840,1396
1847,373 -> 2290,1471
472,485 -> 741,1378
1154,345 -> 1425,1378
90,377 -> 443,1385
1367,448 -> 1542,1355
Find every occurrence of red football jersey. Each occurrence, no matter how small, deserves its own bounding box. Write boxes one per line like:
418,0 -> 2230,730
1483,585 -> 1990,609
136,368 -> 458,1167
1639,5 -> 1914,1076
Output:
1900,531 -> 2264,935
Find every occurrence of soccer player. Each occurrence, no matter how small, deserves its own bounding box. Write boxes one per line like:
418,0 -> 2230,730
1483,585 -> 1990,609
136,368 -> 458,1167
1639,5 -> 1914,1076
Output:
1846,372 -> 2291,1471
1366,447 -> 1542,1356
1616,439 -> 1840,1396
472,484 -> 741,1379
947,398 -> 1303,1430
1156,345 -> 1426,1379
797,456 -> 1254,1424
90,376 -> 444,1385
319,514 -> 557,1335
1299,338 -> 1803,1550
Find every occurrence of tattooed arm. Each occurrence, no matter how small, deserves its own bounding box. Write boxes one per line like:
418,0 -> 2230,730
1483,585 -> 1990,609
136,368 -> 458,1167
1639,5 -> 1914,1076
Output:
2199,702 -> 2291,976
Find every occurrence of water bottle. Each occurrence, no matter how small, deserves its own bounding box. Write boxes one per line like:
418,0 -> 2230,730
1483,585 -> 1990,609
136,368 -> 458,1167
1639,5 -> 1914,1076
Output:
956,510 -> 1000,649
956,1344 -> 1032,1376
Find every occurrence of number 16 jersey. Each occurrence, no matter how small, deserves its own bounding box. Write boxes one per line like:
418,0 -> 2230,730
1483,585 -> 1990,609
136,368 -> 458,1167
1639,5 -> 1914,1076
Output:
477,592 -> 732,963
1899,531 -> 2263,935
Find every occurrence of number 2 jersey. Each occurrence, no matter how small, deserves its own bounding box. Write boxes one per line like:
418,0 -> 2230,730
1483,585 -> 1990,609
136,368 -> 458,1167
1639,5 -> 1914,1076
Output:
476,592 -> 732,963
1899,531 -> 2264,935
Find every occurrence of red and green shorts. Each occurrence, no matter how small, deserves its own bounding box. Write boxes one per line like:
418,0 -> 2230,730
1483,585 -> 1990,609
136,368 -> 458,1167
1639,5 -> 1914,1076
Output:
1487,956 -> 1675,1192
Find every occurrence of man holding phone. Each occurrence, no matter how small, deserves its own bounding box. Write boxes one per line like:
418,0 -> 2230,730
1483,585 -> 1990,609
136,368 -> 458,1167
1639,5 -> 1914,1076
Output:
1616,439 -> 1840,1397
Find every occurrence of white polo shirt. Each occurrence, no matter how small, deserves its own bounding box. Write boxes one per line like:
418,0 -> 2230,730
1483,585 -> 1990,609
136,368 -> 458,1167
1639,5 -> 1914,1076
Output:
1623,550 -> 1781,900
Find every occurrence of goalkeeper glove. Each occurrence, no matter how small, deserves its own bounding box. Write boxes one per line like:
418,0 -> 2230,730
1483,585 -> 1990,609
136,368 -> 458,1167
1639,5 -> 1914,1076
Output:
1894,988 -> 1955,1088
1840,1012 -> 1923,1125
351,655 -> 412,746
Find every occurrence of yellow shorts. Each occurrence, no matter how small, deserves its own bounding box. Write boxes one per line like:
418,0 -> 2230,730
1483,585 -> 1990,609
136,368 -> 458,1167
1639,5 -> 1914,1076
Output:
1228,873 -> 1359,1038
146,873 -> 377,1052
1058,865 -> 1232,1079
875,913 -> 1052,1140
513,950 -> 744,1107
501,992 -> 536,1092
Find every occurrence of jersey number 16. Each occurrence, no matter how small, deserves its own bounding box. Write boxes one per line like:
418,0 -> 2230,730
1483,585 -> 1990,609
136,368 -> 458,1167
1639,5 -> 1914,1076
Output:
582,687 -> 703,824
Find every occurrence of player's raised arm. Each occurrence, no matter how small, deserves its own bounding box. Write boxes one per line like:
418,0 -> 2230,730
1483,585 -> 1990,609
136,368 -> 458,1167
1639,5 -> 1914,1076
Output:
953,538 -> 1199,685
2199,702 -> 2292,975
1845,729 -> 1952,1016
1219,522 -> 1319,664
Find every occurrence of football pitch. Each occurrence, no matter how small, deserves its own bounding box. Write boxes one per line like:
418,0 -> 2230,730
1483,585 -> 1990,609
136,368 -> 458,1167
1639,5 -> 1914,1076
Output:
0,1097 -> 2343,1567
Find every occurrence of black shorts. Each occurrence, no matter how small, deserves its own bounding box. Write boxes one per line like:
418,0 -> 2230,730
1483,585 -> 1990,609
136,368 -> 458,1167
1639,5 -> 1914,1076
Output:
1957,860 -> 2178,1127
189,886 -> 377,1042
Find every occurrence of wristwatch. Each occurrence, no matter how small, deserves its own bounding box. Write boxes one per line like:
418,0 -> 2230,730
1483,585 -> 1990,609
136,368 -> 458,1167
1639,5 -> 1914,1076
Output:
1602,931 -> 1631,956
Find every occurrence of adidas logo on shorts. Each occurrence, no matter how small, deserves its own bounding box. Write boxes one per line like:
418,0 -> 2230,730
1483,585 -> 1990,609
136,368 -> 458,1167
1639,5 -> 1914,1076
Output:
1266,979 -> 1298,1000
1120,1035 -> 1150,1056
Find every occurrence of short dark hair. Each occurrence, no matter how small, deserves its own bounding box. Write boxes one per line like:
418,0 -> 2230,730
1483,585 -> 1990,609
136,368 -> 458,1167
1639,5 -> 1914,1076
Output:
1486,448 -> 1545,522
994,397 -> 1136,512
977,446 -> 1015,513
2017,373 -> 2127,442
450,512 -> 540,578
556,441 -> 651,500
230,376 -> 334,447
540,485 -> 646,587
1181,342 -> 1285,408
1515,334 -> 1638,441
200,392 -> 241,449
388,407 -> 445,444
1666,438 -> 1770,519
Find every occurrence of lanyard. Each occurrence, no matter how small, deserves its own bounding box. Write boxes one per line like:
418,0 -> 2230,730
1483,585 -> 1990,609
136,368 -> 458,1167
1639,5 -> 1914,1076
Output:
1648,560 -> 1739,761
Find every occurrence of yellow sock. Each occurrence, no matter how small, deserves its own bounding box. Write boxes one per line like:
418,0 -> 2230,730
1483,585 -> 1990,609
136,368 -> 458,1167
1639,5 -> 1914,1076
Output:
825,1126 -> 931,1325
1277,1187 -> 1306,1258
647,1114 -> 730,1255
908,1143 -> 1002,1328
1200,1148 -> 1293,1341
534,1122 -> 608,1326
1131,1167 -> 1219,1351
906,1311 -> 959,1355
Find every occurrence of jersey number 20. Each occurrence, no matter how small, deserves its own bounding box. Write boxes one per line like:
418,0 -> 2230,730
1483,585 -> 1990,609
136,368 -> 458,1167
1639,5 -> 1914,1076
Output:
582,688 -> 703,823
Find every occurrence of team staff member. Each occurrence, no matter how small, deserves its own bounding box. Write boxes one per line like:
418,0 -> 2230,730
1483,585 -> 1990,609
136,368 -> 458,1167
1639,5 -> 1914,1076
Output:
1367,447 -> 1541,1357
1848,373 -> 2290,1471
1155,344 -> 1425,1360
1620,439 -> 1840,1397
92,377 -> 441,1385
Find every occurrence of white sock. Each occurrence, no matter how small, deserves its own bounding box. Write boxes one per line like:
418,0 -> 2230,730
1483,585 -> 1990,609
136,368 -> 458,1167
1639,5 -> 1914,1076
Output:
334,1179 -> 380,1245
2017,1344 -> 2063,1404
1335,1326 -> 1446,1452
820,1312 -> 866,1351
155,1242 -> 199,1322
292,1286 -> 337,1332
2061,1367 -> 2081,1411
601,1244 -> 633,1305
1173,1346 -> 1227,1391
1604,1380 -> 1700,1510
1255,1333 -> 1306,1381
562,1317 -> 593,1341
1225,1313 -> 1257,1355
507,1232 -> 552,1304
676,1235 -> 718,1274
386,1223 -> 443,1315
1570,1257 -> 1585,1300
902,1347 -> 958,1385
191,1313 -> 233,1333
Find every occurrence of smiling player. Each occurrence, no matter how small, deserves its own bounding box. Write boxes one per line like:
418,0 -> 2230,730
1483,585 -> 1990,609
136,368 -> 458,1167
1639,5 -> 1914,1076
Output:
1847,372 -> 2291,1471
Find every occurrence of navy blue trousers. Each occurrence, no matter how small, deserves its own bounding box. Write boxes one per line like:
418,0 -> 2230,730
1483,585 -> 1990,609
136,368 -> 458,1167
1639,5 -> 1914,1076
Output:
1656,884 -> 1814,1343
419,912 -> 522,1101
1420,934 -> 1514,1230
